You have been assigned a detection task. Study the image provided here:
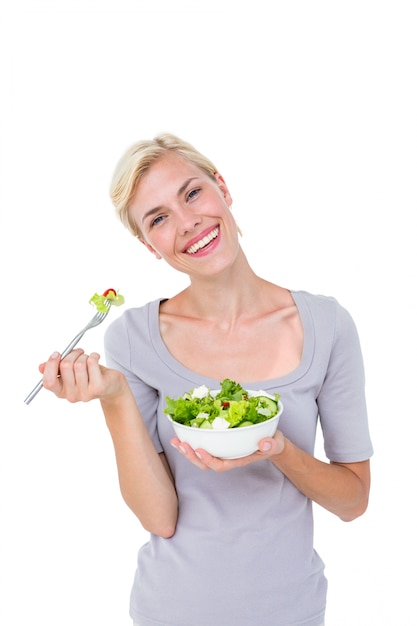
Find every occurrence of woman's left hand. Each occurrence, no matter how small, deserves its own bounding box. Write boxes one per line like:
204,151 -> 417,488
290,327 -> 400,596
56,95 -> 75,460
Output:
170,430 -> 286,471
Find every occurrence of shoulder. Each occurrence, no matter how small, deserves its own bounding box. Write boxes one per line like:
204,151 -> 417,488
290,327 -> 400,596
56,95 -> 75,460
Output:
292,289 -> 336,308
292,289 -> 359,344
292,289 -> 352,319
104,298 -> 163,347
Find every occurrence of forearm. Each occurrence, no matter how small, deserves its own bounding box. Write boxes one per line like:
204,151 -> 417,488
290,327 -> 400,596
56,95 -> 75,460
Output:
271,438 -> 370,521
101,390 -> 178,537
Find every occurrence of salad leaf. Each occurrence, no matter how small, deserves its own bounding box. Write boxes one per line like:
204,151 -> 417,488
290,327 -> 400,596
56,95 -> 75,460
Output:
216,378 -> 248,402
89,289 -> 125,312
165,379 -> 280,429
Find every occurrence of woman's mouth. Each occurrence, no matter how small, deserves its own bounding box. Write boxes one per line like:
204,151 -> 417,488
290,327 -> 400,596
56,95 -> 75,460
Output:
185,226 -> 219,254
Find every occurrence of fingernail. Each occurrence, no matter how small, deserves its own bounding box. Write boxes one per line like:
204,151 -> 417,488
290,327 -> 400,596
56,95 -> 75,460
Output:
195,452 -> 202,460
170,442 -> 187,455
50,351 -> 59,358
261,442 -> 272,452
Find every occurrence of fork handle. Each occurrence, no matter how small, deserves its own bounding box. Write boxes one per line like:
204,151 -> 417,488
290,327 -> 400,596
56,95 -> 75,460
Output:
59,329 -> 86,360
24,329 -> 87,405
23,379 -> 45,405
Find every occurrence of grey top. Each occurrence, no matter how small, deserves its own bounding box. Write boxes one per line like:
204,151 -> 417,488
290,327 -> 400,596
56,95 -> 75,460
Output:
104,290 -> 373,626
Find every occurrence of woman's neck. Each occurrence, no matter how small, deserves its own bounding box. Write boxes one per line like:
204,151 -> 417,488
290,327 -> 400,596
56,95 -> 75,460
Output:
172,252 -> 276,325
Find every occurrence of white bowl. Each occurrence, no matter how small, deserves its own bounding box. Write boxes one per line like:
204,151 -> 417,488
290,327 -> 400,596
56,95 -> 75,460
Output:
167,399 -> 283,460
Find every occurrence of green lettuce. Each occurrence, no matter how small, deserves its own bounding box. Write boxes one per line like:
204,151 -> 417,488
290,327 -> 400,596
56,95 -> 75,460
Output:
165,378 -> 280,429
89,289 -> 125,312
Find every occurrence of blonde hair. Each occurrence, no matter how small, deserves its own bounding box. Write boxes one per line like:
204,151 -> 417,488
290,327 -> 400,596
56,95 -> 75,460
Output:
110,133 -> 218,238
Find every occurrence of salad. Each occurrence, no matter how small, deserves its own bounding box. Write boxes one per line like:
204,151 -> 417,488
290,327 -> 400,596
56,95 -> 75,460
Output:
89,288 -> 125,312
165,378 -> 280,430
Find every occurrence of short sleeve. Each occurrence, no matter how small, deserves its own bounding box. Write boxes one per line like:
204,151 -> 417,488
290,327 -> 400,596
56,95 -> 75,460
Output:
317,303 -> 373,463
104,314 -> 163,453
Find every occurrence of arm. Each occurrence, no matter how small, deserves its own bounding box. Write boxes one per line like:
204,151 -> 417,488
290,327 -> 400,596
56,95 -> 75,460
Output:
41,349 -> 178,537
170,433 -> 370,521
101,389 -> 178,537
268,436 -> 370,521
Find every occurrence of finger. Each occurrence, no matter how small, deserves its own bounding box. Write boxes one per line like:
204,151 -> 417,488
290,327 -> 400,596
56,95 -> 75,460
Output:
258,431 -> 285,455
58,348 -> 85,383
193,443 -> 278,471
170,439 -> 210,471
42,351 -> 63,392
84,352 -> 105,396
85,352 -> 101,382
193,447 -> 227,470
53,349 -> 85,400
73,352 -> 90,389
192,447 -> 256,471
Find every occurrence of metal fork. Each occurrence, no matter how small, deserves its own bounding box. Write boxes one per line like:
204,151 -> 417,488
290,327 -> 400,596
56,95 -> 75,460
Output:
24,301 -> 111,405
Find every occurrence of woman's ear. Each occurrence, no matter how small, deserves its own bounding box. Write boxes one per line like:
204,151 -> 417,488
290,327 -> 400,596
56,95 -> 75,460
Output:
214,172 -> 233,207
137,237 -> 162,260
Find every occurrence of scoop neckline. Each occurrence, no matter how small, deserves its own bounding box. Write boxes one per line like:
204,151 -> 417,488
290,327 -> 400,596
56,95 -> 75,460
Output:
148,289 -> 315,390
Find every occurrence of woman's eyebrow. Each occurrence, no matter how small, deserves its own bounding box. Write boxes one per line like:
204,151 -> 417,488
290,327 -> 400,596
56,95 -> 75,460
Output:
177,177 -> 198,196
142,177 -> 199,223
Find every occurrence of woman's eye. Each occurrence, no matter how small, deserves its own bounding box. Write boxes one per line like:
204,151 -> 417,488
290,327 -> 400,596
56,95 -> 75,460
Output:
151,215 -> 165,227
187,188 -> 201,201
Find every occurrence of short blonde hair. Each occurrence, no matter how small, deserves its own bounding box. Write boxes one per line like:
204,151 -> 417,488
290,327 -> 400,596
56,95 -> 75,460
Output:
110,133 -> 218,237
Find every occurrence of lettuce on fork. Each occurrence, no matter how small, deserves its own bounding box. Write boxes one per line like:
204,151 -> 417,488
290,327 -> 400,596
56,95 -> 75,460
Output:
89,288 -> 125,312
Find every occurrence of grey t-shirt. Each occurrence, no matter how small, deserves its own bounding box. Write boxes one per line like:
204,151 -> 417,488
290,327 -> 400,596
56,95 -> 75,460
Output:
104,290 -> 373,626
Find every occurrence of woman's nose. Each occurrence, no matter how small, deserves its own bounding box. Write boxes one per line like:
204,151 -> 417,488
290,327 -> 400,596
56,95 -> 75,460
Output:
177,210 -> 202,236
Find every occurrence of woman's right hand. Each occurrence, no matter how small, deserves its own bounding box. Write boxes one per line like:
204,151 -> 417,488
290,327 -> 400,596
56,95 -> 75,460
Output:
39,348 -> 128,403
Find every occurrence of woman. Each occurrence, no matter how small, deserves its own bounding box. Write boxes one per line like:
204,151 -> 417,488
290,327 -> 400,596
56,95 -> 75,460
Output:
41,133 -> 373,626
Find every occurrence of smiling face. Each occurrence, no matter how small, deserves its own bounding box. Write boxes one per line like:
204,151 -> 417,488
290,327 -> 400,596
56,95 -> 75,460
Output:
129,152 -> 240,278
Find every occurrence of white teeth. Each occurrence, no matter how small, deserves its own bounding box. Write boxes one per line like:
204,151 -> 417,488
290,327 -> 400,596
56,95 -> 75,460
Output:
186,227 -> 219,254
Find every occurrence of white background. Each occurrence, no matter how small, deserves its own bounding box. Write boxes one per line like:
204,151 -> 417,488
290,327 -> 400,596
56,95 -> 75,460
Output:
1,1 -> 416,624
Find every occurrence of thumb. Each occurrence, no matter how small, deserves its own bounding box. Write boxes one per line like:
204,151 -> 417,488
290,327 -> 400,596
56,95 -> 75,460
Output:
258,431 -> 285,455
